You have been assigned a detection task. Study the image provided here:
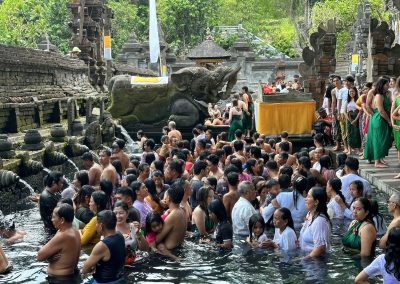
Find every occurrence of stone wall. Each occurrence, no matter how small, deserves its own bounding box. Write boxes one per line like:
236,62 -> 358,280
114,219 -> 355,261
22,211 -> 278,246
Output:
0,44 -> 101,133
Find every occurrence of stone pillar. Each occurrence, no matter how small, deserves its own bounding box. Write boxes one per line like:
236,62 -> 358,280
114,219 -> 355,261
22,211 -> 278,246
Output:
99,98 -> 105,123
67,98 -> 76,136
85,97 -> 94,125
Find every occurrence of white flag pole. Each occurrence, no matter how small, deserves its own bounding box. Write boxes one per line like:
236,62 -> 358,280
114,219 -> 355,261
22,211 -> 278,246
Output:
149,0 -> 160,66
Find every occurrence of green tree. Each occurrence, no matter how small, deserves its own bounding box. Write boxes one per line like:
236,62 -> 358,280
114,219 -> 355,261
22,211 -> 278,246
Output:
158,0 -> 220,54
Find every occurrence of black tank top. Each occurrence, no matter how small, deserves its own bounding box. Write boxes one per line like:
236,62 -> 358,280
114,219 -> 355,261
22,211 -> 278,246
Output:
93,233 -> 125,283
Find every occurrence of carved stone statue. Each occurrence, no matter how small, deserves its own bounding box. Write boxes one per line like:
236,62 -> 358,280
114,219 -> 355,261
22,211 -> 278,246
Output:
101,116 -> 116,146
85,121 -> 102,150
108,65 -> 241,128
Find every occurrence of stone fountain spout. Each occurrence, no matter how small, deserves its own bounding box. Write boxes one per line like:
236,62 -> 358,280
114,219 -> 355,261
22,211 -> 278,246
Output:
64,137 -> 90,158
44,142 -> 69,167
0,170 -> 20,189
17,153 -> 44,177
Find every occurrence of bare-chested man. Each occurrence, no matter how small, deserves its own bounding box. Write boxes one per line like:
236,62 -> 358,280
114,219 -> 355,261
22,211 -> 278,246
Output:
81,152 -> 102,188
168,121 -> 182,141
99,149 -> 117,187
275,131 -> 293,154
110,139 -> 130,172
232,140 -> 246,164
206,154 -> 224,180
37,204 -> 81,281
156,181 -> 186,250
222,172 -> 240,220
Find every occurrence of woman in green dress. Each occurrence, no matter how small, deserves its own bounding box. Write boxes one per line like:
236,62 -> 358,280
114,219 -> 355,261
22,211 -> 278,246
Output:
391,77 -> 400,178
228,99 -> 243,141
364,77 -> 392,168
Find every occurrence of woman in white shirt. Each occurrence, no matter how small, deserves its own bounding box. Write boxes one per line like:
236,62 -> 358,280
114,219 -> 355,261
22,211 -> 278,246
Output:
355,227 -> 400,283
299,187 -> 331,258
326,178 -> 346,219
269,208 -> 297,250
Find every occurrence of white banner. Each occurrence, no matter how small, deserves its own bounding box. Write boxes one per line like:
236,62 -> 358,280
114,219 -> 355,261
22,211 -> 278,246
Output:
149,0 -> 160,63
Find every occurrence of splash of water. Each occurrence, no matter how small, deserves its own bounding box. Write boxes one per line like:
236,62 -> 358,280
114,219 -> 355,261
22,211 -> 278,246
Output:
18,179 -> 35,194
89,150 -> 100,164
42,168 -> 51,175
66,158 -> 79,172
119,125 -> 141,154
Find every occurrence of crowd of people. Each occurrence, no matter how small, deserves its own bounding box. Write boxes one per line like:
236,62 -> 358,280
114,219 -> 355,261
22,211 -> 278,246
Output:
0,78 -> 399,283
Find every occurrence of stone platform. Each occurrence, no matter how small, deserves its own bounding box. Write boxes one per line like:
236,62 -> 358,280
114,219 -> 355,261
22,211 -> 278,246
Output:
358,147 -> 400,196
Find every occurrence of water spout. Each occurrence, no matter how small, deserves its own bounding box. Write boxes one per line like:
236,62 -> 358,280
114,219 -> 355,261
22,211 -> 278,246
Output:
66,158 -> 79,173
18,179 -> 35,194
119,125 -> 141,154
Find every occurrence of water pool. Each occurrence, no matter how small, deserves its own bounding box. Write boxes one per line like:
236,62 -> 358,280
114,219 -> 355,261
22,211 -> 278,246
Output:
1,190 -> 390,284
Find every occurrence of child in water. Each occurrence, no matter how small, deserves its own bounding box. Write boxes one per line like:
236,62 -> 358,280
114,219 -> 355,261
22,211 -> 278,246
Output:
0,216 -> 26,245
246,213 -> 268,248
145,212 -> 179,260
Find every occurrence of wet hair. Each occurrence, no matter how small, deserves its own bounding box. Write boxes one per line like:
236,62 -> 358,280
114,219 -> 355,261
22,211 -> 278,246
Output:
345,156 -> 359,171
268,139 -> 276,148
145,139 -> 155,150
60,197 -> 73,207
196,139 -> 207,150
197,186 -> 212,212
336,153 -> 348,169
292,175 -> 308,209
144,178 -> 160,204
167,159 -> 184,176
207,154 -> 219,166
74,170 -> 89,188
279,165 -> 293,177
116,186 -> 136,202
278,152 -> 288,161
111,160 -> 123,179
230,158 -> 243,173
100,148 -> 111,157
137,130 -> 145,137
391,193 -> 400,207
319,155 -> 332,171
278,174 -> 291,189
266,160 -> 278,171
113,200 -> 129,212
350,180 -> 364,196
298,156 -> 311,170
249,146 -> 262,159
222,145 -> 233,156
152,170 -> 164,178
55,203 -> 74,223
235,129 -> 243,139
145,211 -> 164,236
279,141 -> 290,152
249,213 -> 265,241
168,179 -> 185,204
125,174 -> 137,185
310,187 -> 331,226
115,138 -> 126,149
138,163 -> 149,174
100,180 -> 113,209
152,160 -> 165,172
208,199 -> 228,222
233,140 -> 244,151
265,179 -> 279,190
327,178 -> 346,205
354,197 -> 375,226
281,131 -> 289,138
246,158 -> 257,175
97,210 -> 117,230
276,207 -> 295,231
314,133 -> 324,144
74,185 -> 95,206
224,164 -> 239,176
81,152 -> 94,161
129,158 -> 140,169
144,153 -> 155,165
91,191 -> 108,213
44,171 -> 63,188
206,176 -> 218,189
384,227 -> 400,280
370,199 -> 385,232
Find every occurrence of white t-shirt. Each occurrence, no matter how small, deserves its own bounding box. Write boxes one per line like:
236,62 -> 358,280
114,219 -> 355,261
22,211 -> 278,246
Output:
340,173 -> 371,204
312,162 -> 321,172
299,214 -> 331,252
337,87 -> 348,113
273,227 -> 297,250
232,197 -> 257,236
252,233 -> 268,247
327,197 -> 345,219
364,254 -> 400,284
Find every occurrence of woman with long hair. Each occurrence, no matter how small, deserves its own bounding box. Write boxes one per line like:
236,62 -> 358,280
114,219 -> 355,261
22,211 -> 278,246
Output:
342,197 -> 376,257
345,86 -> 361,154
80,191 -> 108,251
299,186 -> 331,258
319,155 -> 336,182
227,99 -> 243,141
326,178 -> 346,219
144,178 -> 163,213
74,185 -> 95,224
356,227 -> 400,283
364,77 -> 392,168
113,201 -> 149,265
266,207 -> 297,250
192,186 -> 215,237
208,199 -> 233,250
